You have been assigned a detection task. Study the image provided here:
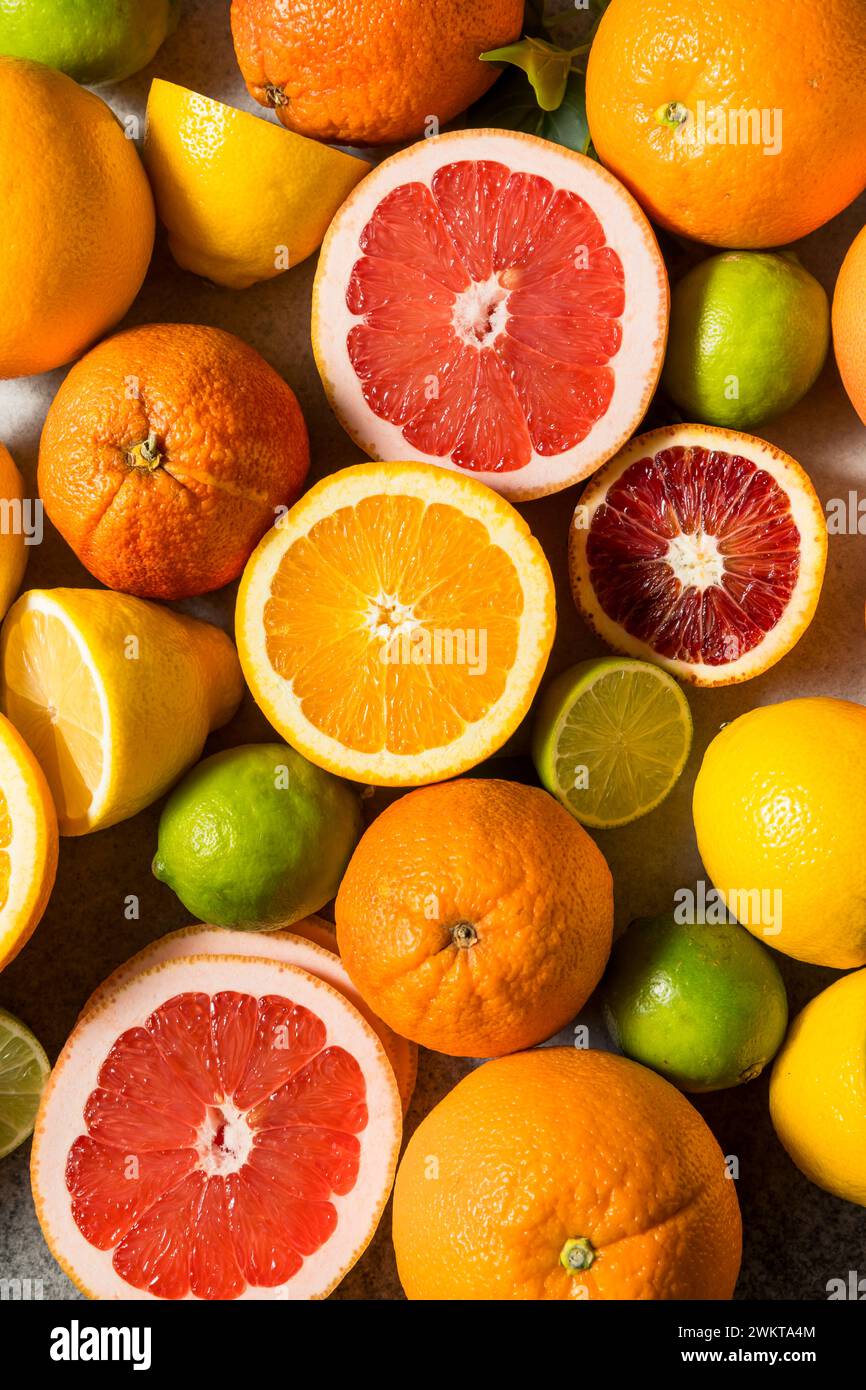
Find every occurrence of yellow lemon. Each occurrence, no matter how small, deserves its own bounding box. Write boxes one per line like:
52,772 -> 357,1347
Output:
693,697 -> 866,969
770,969 -> 866,1206
143,78 -> 369,289
0,445 -> 27,620
0,712 -> 58,971
0,588 -> 243,835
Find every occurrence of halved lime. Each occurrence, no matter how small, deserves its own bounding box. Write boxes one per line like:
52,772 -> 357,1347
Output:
0,1006 -> 50,1158
532,658 -> 692,828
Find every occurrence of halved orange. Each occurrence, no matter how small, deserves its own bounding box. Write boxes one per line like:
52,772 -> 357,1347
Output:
0,711 -> 58,972
236,462 -> 555,785
569,425 -> 827,686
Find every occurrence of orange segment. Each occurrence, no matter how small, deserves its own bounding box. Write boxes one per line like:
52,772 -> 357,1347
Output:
237,462 -> 555,786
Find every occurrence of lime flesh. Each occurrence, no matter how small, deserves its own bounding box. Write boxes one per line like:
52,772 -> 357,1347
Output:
603,914 -> 789,1093
531,658 -> 692,827
0,1007 -> 49,1158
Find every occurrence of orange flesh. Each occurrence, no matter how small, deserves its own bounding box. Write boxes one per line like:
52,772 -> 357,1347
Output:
263,495 -> 523,754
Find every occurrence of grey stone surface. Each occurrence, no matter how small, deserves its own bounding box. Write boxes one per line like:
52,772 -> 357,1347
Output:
1,0 -> 865,1303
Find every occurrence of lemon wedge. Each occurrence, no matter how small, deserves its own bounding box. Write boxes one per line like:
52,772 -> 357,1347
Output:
143,78 -> 369,289
0,588 -> 243,835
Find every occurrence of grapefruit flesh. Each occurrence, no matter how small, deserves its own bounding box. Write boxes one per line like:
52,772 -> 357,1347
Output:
32,955 -> 401,1300
569,426 -> 827,686
314,130 -> 669,500
81,923 -> 418,1117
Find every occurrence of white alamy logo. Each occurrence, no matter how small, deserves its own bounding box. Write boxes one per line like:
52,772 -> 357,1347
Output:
50,1321 -> 152,1371
664,100 -> 783,157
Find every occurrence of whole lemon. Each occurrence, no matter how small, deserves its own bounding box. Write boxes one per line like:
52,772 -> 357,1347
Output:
692,698 -> 866,969
770,969 -> 866,1207
0,57 -> 154,378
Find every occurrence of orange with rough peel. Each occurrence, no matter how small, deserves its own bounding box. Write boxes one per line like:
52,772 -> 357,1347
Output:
235,462 -> 555,787
82,922 -> 418,1117
586,0 -> 866,248
832,223 -> 866,426
392,1048 -> 742,1300
32,954 -> 402,1300
0,56 -> 154,378
38,323 -> 309,601
336,779 -> 613,1058
230,0 -> 524,146
569,425 -> 827,686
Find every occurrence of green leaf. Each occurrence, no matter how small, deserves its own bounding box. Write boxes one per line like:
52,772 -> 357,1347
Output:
472,67 -> 595,157
481,36 -> 573,111
542,70 -> 593,154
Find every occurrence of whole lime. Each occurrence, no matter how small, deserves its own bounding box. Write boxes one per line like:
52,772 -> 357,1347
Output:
0,0 -> 179,85
662,251 -> 829,429
603,913 -> 788,1092
153,744 -> 362,930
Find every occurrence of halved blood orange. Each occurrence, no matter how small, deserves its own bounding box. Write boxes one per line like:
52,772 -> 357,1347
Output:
569,425 -> 827,686
32,955 -> 401,1300
313,129 -> 669,500
81,922 -> 418,1117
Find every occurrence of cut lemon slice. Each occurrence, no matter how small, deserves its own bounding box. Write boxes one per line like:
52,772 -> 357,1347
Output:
236,462 -> 556,785
0,712 -> 58,971
0,1006 -> 50,1157
532,657 -> 693,828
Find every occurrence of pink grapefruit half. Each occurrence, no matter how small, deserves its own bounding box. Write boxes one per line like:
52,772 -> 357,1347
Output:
569,425 -> 827,686
81,921 -> 418,1117
313,129 -> 669,500
32,954 -> 402,1300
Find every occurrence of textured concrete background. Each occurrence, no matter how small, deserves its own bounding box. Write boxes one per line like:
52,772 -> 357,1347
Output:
1,0 -> 865,1301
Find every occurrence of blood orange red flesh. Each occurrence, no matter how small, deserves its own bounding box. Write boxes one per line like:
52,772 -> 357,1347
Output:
81,923 -> 418,1117
569,425 -> 827,686
313,129 -> 669,500
32,955 -> 401,1300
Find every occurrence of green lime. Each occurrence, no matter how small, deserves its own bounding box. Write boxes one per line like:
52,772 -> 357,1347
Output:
603,914 -> 789,1093
531,657 -> 692,828
0,0 -> 179,85
0,1006 -> 49,1158
662,251 -> 830,429
153,744 -> 363,930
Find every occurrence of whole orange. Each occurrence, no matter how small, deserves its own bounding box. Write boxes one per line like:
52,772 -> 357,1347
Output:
586,0 -> 866,248
38,324 -> 309,600
0,57 -> 154,379
832,224 -> 866,424
392,1048 -> 742,1300
335,780 -> 613,1058
230,0 -> 524,145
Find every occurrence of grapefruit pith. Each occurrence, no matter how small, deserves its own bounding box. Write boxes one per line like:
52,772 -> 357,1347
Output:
81,923 -> 418,1117
32,955 -> 401,1300
313,129 -> 669,500
569,425 -> 827,686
